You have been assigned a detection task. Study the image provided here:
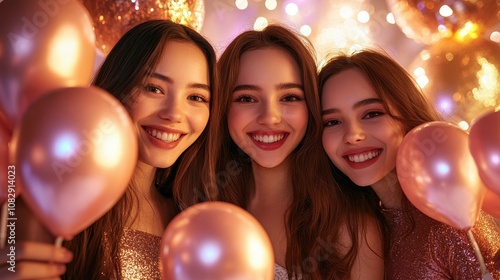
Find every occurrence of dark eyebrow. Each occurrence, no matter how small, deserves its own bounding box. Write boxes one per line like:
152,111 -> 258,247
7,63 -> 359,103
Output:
151,72 -> 210,91
233,84 -> 260,93
232,83 -> 303,93
321,98 -> 382,115
276,83 -> 303,91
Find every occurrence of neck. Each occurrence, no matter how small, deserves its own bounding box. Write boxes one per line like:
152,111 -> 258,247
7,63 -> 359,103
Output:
247,157 -> 293,208
370,170 -> 403,209
132,161 -> 159,200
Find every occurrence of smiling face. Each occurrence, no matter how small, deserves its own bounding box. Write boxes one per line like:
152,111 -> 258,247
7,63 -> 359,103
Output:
127,41 -> 210,168
227,48 -> 308,168
321,68 -> 404,187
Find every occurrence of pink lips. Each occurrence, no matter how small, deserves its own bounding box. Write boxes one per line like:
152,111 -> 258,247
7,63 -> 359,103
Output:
142,126 -> 185,150
342,147 -> 382,169
248,130 -> 288,151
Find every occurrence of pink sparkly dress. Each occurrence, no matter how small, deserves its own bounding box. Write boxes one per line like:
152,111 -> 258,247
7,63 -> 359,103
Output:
383,205 -> 500,280
102,229 -> 162,279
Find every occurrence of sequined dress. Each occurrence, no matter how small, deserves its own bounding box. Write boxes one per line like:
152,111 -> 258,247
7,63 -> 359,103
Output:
116,228 -> 162,280
383,205 -> 500,280
274,263 -> 302,280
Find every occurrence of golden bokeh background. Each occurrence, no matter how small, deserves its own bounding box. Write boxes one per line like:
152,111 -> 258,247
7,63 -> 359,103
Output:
410,37 -> 500,127
81,0 -> 204,54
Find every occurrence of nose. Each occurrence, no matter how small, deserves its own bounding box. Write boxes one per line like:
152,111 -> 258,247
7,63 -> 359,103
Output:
158,93 -> 183,122
257,100 -> 281,125
344,121 -> 366,144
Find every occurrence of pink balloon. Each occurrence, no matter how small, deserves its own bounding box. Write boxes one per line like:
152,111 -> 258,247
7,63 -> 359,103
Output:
469,110 -> 500,197
11,86 -> 137,240
0,0 -> 96,131
396,121 -> 485,230
482,188 -> 500,220
0,123 -> 10,203
160,202 -> 274,280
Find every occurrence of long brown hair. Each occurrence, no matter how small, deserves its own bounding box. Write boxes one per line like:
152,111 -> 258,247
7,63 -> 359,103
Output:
318,49 -> 443,254
62,20 -> 219,279
216,25 -> 374,279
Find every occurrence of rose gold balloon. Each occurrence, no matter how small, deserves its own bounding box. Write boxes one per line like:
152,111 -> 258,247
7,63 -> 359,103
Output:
11,86 -> 137,240
396,121 -> 485,230
0,0 -> 96,131
386,0 -> 500,45
0,123 -> 10,203
469,110 -> 500,196
409,38 -> 500,125
160,202 -> 274,280
482,188 -> 500,220
81,0 -> 205,55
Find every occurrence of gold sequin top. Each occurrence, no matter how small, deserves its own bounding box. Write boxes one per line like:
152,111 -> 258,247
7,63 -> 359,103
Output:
383,205 -> 500,280
117,228 -> 162,280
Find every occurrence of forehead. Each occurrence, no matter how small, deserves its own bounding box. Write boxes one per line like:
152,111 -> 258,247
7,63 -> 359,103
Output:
154,41 -> 208,75
322,68 -> 378,106
236,48 -> 301,84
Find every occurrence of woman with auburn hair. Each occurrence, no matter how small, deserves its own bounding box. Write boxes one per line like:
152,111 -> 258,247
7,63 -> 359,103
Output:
216,25 -> 384,279
63,19 -> 221,279
319,49 -> 500,279
0,19 -> 220,279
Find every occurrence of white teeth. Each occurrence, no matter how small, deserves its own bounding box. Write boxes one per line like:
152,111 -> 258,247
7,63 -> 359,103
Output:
147,129 -> 181,143
252,134 -> 284,143
348,150 -> 381,163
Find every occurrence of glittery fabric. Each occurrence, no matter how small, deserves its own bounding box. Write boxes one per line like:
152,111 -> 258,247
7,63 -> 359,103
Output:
274,263 -> 301,280
383,205 -> 500,280
117,229 -> 162,280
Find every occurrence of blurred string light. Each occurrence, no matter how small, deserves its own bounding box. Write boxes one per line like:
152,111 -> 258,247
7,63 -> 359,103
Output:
254,16 -> 268,31
235,0 -> 248,10
386,13 -> 395,24
265,0 -> 277,11
491,31 -> 500,43
285,3 -> 298,16
313,0 -> 382,60
300,25 -> 311,37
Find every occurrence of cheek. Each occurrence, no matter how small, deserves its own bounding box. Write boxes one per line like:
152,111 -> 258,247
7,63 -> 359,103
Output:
191,108 -> 210,134
322,131 -> 337,159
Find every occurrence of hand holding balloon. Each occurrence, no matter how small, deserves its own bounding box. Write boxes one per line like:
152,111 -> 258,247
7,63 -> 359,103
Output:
160,202 -> 274,280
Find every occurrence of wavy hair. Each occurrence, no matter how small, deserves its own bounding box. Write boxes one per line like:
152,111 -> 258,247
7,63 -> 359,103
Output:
62,20 -> 219,279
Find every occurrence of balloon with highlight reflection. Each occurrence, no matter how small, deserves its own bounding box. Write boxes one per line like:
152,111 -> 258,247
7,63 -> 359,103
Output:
386,0 -> 500,45
409,38 -> 500,126
0,123 -> 10,203
0,0 -> 96,131
80,0 -> 205,55
469,110 -> 500,197
396,121 -> 485,230
160,201 -> 274,280
482,188 -> 500,220
10,86 -> 137,240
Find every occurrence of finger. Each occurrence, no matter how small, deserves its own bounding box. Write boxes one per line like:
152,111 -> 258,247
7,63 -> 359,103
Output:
0,262 -> 65,280
0,242 -> 73,264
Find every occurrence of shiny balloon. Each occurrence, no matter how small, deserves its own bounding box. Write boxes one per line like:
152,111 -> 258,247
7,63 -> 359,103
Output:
0,123 -> 10,203
11,86 -> 137,240
0,0 -> 96,131
482,188 -> 500,220
386,0 -> 500,45
469,110 -> 500,196
81,0 -> 205,55
160,202 -> 274,280
409,38 -> 500,126
396,121 -> 485,230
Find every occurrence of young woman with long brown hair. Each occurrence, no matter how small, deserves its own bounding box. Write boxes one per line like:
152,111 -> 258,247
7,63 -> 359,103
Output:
0,19 -> 221,279
216,25 -> 384,280
319,49 -> 500,279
